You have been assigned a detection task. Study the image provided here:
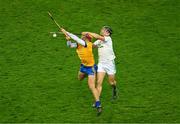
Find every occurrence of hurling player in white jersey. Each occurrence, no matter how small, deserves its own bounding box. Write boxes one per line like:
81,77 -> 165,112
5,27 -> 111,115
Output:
82,26 -> 117,99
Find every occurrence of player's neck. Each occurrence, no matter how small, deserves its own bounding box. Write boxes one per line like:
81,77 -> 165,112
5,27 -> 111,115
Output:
103,34 -> 110,37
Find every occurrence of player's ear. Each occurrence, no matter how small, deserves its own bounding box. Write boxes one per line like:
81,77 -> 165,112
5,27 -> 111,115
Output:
105,30 -> 110,35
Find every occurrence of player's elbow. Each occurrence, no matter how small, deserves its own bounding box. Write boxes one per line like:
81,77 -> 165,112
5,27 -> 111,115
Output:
81,32 -> 87,35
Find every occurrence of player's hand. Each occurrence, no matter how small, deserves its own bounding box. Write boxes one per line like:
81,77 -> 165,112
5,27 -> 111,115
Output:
66,36 -> 71,40
60,28 -> 66,34
60,28 -> 69,38
82,32 -> 89,35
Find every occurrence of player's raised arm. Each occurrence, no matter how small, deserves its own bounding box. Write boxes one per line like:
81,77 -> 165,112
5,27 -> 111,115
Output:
60,28 -> 87,47
59,29 -> 77,48
82,32 -> 105,41
64,36 -> 77,48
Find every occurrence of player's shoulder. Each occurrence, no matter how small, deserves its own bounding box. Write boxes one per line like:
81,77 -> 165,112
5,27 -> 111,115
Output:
93,40 -> 101,44
104,36 -> 112,42
96,39 -> 101,42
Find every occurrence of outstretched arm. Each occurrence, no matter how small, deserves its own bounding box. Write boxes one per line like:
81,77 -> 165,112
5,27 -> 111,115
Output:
60,28 -> 87,47
82,32 -> 105,41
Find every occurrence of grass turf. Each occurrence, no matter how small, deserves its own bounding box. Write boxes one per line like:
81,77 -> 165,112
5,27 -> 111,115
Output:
0,0 -> 180,122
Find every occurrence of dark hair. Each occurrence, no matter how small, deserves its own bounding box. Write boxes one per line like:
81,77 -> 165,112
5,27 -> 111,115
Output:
103,26 -> 113,35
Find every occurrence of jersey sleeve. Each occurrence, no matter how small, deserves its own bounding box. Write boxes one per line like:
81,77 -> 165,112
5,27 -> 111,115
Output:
93,40 -> 102,48
93,40 -> 100,46
66,32 -> 87,47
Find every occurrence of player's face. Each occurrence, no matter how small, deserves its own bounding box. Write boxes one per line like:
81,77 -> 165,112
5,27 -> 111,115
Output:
100,28 -> 110,36
100,28 -> 106,35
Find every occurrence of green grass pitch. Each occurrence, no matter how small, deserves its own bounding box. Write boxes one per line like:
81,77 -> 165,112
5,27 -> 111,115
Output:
0,0 -> 180,123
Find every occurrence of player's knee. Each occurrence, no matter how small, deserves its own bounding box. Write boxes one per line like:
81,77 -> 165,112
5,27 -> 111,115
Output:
88,83 -> 95,90
78,74 -> 86,81
88,85 -> 94,90
97,78 -> 103,85
108,76 -> 116,84
97,82 -> 102,88
78,76 -> 83,81
78,76 -> 80,80
108,78 -> 114,83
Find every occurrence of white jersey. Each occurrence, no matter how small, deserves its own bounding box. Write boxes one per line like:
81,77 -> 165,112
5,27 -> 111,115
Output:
94,36 -> 116,62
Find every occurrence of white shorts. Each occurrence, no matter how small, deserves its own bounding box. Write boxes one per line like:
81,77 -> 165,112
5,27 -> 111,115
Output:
97,60 -> 116,75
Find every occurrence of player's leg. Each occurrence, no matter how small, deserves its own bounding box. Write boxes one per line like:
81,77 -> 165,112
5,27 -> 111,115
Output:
108,74 -> 116,85
108,74 -> 117,99
88,75 -> 102,115
106,60 -> 117,99
96,63 -> 106,97
78,71 -> 86,81
78,64 -> 87,81
97,72 -> 106,97
88,75 -> 99,101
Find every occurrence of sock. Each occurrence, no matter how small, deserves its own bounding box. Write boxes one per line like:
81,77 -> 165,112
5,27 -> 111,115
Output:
112,84 -> 116,90
95,101 -> 101,108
